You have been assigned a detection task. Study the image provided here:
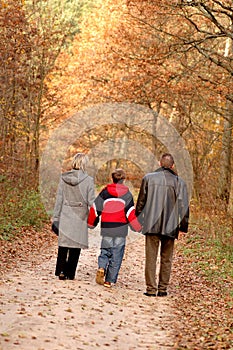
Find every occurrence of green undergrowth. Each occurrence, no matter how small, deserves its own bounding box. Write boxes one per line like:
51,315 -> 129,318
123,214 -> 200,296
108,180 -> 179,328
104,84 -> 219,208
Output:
0,180 -> 48,240
181,214 -> 233,296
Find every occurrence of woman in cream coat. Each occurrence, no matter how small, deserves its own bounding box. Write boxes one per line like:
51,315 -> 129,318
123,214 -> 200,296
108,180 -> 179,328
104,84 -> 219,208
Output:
52,153 -> 95,280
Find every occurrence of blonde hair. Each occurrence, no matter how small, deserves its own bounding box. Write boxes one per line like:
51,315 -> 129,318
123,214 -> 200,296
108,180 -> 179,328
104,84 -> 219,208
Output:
72,153 -> 89,172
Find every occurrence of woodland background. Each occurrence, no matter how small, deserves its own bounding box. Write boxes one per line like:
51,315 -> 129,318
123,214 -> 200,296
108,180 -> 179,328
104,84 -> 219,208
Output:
0,0 -> 232,238
0,1 -> 233,348
1,0 -> 233,229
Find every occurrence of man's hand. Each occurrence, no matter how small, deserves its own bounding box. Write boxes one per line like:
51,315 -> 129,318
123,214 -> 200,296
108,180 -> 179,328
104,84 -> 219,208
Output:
179,231 -> 186,239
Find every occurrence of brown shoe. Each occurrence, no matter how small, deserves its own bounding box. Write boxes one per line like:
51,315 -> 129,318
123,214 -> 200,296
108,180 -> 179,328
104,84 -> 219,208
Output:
96,268 -> 105,285
143,292 -> 156,297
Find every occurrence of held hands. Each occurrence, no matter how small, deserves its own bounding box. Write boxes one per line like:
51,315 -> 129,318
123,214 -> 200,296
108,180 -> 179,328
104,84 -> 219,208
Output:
88,224 -> 95,229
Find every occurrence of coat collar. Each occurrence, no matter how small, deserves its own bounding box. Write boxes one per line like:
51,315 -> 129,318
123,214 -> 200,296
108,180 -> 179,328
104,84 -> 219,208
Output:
155,166 -> 177,176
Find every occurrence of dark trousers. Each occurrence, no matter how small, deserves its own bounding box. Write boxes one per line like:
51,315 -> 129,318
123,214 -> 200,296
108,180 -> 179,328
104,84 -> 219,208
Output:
145,235 -> 175,294
55,246 -> 81,280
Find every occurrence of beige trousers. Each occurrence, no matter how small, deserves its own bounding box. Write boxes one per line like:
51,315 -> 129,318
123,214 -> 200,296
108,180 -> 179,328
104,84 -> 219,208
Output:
145,235 -> 175,294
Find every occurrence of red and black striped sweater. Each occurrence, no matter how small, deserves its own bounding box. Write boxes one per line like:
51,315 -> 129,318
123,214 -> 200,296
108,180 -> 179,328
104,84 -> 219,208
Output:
88,183 -> 142,237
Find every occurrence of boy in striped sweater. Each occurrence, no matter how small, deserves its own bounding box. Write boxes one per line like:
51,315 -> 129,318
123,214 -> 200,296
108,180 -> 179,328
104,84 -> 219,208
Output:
88,169 -> 142,287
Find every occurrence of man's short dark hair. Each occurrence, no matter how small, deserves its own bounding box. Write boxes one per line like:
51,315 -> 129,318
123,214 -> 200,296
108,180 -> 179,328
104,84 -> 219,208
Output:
112,168 -> 126,183
160,153 -> 174,168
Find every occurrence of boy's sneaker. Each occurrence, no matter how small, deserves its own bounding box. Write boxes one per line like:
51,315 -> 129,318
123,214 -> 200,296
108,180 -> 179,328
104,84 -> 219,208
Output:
96,268 -> 105,285
104,281 -> 111,288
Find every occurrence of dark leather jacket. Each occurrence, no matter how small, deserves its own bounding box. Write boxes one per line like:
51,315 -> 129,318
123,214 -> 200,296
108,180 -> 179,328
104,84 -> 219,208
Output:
136,167 -> 189,239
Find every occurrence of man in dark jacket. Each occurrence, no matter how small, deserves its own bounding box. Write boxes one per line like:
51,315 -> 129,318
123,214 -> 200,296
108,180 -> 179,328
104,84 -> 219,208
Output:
88,168 -> 141,288
136,153 -> 189,297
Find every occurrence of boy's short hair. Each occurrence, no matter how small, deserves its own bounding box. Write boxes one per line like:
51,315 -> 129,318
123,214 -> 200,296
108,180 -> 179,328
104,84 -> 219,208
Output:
112,168 -> 126,184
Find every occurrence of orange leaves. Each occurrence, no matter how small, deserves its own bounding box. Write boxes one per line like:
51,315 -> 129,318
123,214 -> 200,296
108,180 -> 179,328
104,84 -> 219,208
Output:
171,217 -> 233,349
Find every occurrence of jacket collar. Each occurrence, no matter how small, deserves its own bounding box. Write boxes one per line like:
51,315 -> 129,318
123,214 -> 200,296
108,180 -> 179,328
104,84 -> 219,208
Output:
155,167 -> 177,176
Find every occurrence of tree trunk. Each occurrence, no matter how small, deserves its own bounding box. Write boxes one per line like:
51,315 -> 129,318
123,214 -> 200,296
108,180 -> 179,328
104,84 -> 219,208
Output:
218,28 -> 233,210
218,97 -> 233,207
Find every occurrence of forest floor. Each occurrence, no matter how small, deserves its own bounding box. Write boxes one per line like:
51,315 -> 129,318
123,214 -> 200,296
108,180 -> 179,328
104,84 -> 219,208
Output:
0,225 -> 232,350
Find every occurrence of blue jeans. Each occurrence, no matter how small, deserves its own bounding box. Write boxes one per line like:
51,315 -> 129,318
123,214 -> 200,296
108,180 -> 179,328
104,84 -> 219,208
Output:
98,236 -> 126,283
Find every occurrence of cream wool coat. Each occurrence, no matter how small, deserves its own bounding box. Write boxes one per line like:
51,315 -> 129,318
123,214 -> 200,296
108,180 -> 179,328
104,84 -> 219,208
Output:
53,169 -> 95,249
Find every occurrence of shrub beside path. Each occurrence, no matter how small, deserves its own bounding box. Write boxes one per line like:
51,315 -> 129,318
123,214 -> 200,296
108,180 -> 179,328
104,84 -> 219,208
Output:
0,227 -> 178,350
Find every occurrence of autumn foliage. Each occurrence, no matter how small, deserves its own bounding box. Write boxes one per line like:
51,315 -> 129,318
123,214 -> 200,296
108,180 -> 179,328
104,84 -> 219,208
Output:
0,1 -> 233,348
44,0 -> 233,211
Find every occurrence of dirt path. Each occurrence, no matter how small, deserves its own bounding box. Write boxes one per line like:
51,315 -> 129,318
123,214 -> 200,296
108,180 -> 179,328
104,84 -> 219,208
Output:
0,230 -> 177,350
